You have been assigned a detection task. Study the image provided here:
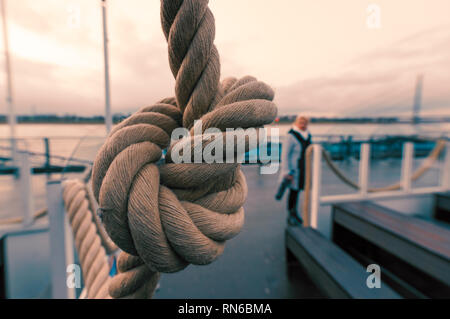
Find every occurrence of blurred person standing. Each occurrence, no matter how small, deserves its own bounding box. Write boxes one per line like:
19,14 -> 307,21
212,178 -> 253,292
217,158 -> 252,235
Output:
278,115 -> 312,226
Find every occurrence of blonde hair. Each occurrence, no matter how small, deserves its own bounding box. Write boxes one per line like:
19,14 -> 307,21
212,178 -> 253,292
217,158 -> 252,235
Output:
295,114 -> 309,122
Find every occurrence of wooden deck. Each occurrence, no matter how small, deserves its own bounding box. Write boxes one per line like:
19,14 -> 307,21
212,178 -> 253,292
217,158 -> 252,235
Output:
285,226 -> 400,299
332,202 -> 450,298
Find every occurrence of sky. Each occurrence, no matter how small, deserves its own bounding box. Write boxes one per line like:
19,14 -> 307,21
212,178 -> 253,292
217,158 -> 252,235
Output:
0,0 -> 449,118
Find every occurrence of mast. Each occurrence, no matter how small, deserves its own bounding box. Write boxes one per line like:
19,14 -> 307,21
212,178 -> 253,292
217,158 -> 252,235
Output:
1,0 -> 17,166
412,74 -> 424,125
101,0 -> 112,134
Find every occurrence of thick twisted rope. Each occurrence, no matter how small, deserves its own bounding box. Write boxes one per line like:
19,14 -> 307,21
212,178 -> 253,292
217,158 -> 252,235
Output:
91,0 -> 277,298
62,179 -> 118,299
302,140 -> 447,226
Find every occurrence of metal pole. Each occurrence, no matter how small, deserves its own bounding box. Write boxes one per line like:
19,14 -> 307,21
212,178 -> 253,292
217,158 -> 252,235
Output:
47,180 -> 76,299
101,0 -> 112,134
44,137 -> 50,169
1,0 -> 17,168
412,75 -> 424,125
309,144 -> 322,229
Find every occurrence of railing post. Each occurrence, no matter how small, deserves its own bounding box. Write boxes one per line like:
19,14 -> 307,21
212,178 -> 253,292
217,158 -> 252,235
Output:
44,137 -> 50,169
358,143 -> 370,196
401,142 -> 414,192
46,180 -> 75,299
310,144 -> 322,229
442,141 -> 450,190
19,152 -> 34,226
10,138 -> 18,178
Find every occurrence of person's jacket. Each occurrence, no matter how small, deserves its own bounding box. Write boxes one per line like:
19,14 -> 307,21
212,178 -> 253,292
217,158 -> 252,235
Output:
279,127 -> 311,190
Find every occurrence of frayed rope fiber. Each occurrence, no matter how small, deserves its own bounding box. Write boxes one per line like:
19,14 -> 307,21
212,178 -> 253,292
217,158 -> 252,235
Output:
92,0 -> 277,298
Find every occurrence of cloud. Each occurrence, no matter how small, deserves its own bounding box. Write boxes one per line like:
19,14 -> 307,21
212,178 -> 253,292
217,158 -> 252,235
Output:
274,25 -> 450,117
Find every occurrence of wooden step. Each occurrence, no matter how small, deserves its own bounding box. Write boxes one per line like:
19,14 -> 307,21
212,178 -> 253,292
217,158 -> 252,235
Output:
285,226 -> 400,299
332,202 -> 450,298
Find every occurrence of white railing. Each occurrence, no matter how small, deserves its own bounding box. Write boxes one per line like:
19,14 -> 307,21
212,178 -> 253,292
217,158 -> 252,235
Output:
46,180 -> 76,299
0,154 -> 75,298
18,152 -> 34,226
308,141 -> 450,229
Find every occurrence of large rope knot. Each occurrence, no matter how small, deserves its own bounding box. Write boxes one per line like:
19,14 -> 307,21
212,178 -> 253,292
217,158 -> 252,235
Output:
91,0 -> 277,298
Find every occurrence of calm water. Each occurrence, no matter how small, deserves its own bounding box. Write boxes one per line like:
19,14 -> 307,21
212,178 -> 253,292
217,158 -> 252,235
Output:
1,122 -> 449,161
1,122 -> 449,138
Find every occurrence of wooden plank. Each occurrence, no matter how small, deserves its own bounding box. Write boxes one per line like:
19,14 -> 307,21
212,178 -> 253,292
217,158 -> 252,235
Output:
285,226 -> 400,299
333,202 -> 450,286
332,222 -> 449,298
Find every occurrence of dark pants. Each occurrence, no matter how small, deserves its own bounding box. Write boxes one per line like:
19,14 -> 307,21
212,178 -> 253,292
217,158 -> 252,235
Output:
287,189 -> 303,223
287,189 -> 300,214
